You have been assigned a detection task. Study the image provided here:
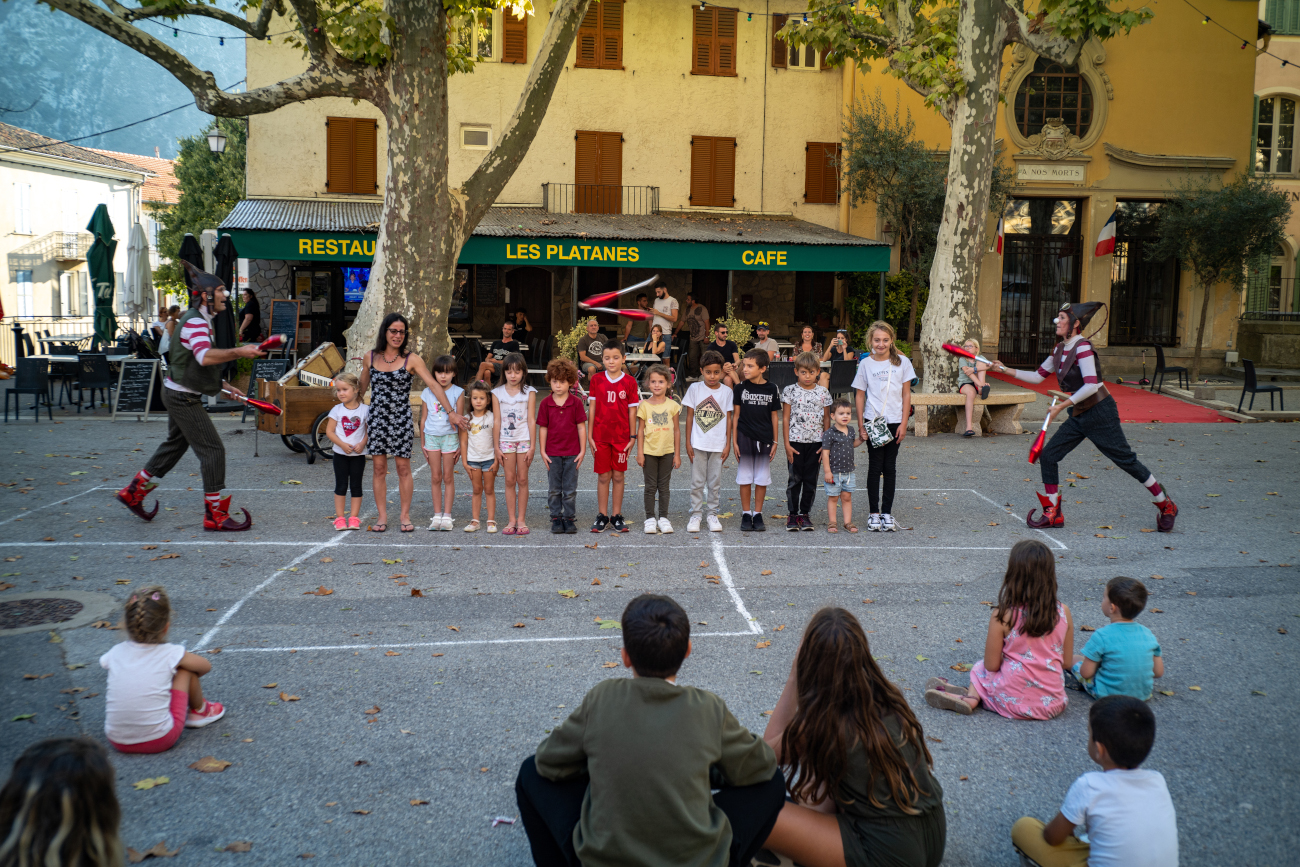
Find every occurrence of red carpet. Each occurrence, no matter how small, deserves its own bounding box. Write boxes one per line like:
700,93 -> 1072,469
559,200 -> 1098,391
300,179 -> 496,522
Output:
988,372 -> 1234,424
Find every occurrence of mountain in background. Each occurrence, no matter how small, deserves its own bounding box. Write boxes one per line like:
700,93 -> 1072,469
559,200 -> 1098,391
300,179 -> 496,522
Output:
0,0 -> 245,159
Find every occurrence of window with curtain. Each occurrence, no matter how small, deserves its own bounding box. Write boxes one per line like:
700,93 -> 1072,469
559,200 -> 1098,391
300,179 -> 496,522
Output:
1256,96 -> 1296,174
1014,58 -> 1092,138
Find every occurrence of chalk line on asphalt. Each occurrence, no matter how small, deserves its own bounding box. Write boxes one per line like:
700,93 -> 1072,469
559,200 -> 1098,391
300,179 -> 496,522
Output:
710,535 -> 762,634
0,485 -> 107,527
210,630 -> 758,654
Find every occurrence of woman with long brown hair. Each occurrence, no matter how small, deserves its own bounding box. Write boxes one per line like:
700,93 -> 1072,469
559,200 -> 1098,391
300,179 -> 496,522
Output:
762,607 -> 946,867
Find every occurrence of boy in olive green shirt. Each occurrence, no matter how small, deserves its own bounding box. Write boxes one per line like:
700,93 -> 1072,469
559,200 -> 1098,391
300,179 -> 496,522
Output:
516,594 -> 784,867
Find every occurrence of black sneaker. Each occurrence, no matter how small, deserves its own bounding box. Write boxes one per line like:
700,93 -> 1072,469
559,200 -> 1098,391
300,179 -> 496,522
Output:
740,513 -> 754,532
980,384 -> 991,400
610,514 -> 629,533
786,515 -> 799,531
551,518 -> 565,534
799,514 -> 816,531
752,513 -> 766,532
564,519 -> 578,534
591,514 -> 609,533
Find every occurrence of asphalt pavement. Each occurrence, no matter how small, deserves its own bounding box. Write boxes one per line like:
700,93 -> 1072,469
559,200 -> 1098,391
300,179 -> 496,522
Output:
1,411 -> 1297,866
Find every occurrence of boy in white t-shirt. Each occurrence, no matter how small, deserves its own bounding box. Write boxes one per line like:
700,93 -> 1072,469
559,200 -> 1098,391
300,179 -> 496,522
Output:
1013,696 -> 1178,867
681,350 -> 733,533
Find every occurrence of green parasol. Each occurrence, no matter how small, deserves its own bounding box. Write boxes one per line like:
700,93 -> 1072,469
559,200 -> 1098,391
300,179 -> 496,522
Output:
86,204 -> 118,346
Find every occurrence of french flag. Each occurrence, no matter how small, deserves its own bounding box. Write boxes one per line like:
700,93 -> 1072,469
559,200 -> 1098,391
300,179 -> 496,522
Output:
1094,209 -> 1118,257
995,217 -> 1004,255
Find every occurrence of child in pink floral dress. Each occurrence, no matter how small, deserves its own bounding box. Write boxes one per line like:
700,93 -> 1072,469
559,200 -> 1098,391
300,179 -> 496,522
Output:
926,539 -> 1074,720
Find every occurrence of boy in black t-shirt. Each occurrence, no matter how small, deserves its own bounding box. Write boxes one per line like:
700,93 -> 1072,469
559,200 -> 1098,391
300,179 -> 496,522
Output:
730,349 -> 781,532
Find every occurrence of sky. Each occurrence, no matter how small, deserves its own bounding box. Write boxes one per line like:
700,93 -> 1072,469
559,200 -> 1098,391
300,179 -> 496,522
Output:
0,0 -> 247,159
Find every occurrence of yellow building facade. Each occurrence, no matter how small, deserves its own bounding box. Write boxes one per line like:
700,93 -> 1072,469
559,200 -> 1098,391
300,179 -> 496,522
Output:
844,0 -> 1259,374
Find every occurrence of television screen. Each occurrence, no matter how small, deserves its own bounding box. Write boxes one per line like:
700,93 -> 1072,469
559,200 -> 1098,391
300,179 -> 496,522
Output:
342,266 -> 370,303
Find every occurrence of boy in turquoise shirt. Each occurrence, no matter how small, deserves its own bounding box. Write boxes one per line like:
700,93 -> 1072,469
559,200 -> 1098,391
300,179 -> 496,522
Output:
1070,577 -> 1164,700
515,594 -> 784,867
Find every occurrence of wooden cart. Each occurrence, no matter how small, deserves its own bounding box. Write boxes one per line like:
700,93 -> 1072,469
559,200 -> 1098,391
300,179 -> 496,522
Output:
257,343 -> 346,463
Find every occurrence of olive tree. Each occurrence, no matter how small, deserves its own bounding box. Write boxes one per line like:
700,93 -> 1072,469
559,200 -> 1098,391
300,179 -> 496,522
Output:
784,0 -> 1151,390
38,0 -> 595,360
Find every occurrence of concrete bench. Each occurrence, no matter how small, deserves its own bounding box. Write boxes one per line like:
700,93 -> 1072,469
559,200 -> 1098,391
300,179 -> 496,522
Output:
909,391 -> 1037,437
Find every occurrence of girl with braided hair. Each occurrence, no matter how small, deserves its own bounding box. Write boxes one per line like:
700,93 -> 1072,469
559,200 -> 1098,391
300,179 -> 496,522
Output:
0,737 -> 124,867
100,586 -> 224,754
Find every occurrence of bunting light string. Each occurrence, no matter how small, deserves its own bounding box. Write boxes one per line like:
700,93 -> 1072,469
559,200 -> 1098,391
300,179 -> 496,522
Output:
1183,0 -> 1297,72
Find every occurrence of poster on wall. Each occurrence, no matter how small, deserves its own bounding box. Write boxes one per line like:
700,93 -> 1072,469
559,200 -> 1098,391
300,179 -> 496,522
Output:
311,271 -> 331,313
295,271 -> 311,302
451,267 -> 471,322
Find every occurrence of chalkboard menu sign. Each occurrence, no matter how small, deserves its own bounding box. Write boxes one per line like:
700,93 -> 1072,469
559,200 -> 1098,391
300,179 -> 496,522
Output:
268,299 -> 300,350
112,359 -> 159,420
250,358 -> 290,391
475,265 -> 499,307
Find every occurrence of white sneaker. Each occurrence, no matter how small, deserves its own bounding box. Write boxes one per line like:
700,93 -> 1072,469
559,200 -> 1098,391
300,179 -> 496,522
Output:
867,513 -> 882,532
707,515 -> 723,532
428,515 -> 443,531
442,515 -> 455,531
881,513 -> 896,532
687,515 -> 702,533
643,518 -> 659,534
657,517 -> 674,534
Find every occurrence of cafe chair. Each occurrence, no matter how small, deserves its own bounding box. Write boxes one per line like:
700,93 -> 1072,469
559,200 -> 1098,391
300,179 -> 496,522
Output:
1149,344 -> 1187,395
76,354 -> 115,411
4,358 -> 52,423
828,359 -> 857,398
1237,359 -> 1284,412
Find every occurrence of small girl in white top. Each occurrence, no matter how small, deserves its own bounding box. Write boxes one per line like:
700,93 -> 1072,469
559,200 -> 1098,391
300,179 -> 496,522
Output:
326,373 -> 369,530
851,320 -> 914,532
420,355 -> 465,531
491,353 -> 537,535
460,380 -> 498,532
100,585 -> 223,754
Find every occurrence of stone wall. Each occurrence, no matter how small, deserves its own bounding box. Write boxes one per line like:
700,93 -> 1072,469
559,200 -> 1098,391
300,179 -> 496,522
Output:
731,271 -> 798,337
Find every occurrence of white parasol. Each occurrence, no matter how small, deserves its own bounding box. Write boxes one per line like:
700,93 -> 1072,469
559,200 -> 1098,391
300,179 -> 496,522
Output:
124,221 -> 154,319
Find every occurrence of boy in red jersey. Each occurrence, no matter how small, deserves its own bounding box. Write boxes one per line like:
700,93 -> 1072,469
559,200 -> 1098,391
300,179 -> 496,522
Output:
587,341 -> 639,533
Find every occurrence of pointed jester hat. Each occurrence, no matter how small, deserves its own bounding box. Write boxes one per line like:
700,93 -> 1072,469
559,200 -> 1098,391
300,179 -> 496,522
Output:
1055,301 -> 1107,338
182,260 -> 227,309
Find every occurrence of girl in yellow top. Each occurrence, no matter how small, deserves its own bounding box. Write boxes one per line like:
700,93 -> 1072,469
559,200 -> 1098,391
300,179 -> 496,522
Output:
635,364 -> 682,535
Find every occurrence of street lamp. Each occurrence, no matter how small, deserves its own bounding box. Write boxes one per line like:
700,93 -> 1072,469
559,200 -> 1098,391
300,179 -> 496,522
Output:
206,127 -> 227,157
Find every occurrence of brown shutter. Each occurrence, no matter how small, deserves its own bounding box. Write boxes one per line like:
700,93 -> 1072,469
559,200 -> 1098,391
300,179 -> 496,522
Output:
354,118 -> 378,194
825,144 -> 841,202
715,9 -> 737,76
598,131 -> 622,213
690,136 -> 713,205
804,143 -> 839,204
804,143 -> 823,203
692,8 -> 713,74
575,130 -> 599,186
326,117 -> 354,194
713,136 -> 735,207
502,11 -> 527,63
600,0 -> 623,69
771,14 -> 787,68
576,5 -> 599,68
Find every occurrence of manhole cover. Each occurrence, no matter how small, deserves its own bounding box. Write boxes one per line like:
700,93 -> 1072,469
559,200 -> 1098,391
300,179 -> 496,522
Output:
0,598 -> 84,629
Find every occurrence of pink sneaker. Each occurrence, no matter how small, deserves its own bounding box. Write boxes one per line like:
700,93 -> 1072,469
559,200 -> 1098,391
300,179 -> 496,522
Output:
333,516 -> 347,530
185,700 -> 225,728
348,517 -> 361,530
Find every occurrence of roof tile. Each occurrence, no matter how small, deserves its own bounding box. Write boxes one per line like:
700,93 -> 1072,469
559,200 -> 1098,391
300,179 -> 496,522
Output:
0,122 -> 149,174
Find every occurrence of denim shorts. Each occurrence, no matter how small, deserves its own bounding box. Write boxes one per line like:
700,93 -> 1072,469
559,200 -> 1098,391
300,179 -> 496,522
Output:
423,432 -> 460,453
825,471 -> 855,496
467,458 -> 496,471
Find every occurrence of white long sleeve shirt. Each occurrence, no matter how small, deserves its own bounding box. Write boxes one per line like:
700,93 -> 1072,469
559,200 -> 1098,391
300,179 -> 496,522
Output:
1009,335 -> 1102,405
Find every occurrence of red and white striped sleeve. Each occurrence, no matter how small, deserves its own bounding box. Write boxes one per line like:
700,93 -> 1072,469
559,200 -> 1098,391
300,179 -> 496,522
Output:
1070,341 -> 1101,403
179,317 -> 213,365
1011,352 -> 1055,385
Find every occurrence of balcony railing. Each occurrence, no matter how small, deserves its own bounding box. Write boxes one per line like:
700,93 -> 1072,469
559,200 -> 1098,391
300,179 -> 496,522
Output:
1,316 -> 97,367
7,232 -> 93,274
1243,275 -> 1300,321
542,183 -> 659,216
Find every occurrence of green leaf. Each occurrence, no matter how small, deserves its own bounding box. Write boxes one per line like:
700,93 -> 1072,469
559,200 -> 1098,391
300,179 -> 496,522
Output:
11,714 -> 35,722
916,655 -> 929,662
598,619 -> 621,629
558,589 -> 577,598
132,776 -> 170,791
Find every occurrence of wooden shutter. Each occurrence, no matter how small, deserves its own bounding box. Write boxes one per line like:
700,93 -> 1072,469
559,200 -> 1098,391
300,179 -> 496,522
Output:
600,0 -> 623,69
715,9 -> 737,76
690,136 -> 735,208
575,130 -> 622,214
576,5 -> 599,67
693,7 -> 738,76
326,117 -> 354,194
692,7 -> 713,74
712,136 -> 735,206
771,14 -> 787,68
502,11 -> 527,63
575,130 -> 600,186
804,142 -> 839,204
354,118 -> 378,194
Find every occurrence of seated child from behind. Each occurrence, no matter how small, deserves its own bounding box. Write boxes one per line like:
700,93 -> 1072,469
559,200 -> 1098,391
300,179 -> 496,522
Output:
515,594 -> 784,867
1071,576 -> 1163,700
1012,695 -> 1178,867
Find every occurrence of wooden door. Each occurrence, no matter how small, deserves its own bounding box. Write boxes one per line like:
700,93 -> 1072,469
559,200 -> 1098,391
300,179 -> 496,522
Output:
575,130 -> 622,214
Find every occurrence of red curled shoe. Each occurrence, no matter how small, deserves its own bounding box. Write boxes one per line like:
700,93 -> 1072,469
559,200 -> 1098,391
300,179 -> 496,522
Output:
1026,492 -> 1064,529
1155,496 -> 1178,532
116,477 -> 159,521
204,496 -> 252,532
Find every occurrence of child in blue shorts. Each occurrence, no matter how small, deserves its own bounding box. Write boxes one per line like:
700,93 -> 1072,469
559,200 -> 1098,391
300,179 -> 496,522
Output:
821,398 -> 861,533
1070,576 -> 1164,700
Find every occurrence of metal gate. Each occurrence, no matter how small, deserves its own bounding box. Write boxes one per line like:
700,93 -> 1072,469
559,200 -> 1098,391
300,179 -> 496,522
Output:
999,233 -> 1081,367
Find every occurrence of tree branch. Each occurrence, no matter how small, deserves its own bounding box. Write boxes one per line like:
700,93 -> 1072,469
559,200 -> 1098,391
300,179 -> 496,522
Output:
40,0 -> 379,115
285,0 -> 330,60
121,0 -> 277,39
998,0 -> 1084,65
460,0 -> 595,228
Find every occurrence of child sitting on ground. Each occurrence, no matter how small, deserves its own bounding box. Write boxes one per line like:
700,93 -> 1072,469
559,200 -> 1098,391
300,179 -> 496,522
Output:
325,372 -> 368,530
460,380 -> 497,533
419,355 -> 464,531
956,337 -> 991,437
1069,577 -> 1163,700
100,586 -> 224,753
782,351 -> 831,531
0,737 -> 124,866
1011,696 -> 1178,867
635,364 -> 681,535
515,594 -> 785,867
538,357 -> 587,535
926,539 -> 1073,720
821,398 -> 862,533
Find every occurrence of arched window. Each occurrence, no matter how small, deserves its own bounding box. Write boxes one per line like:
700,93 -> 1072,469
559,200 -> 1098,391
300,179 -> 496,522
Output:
1014,58 -> 1092,138
1256,96 -> 1296,174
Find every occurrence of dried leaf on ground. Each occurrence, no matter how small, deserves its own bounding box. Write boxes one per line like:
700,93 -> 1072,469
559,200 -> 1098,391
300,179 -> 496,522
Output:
761,570 -> 772,575
280,692 -> 300,702
141,545 -> 157,550
0,583 -> 13,592
602,662 -> 619,668
1158,690 -> 1175,696
189,757 -> 232,773
304,586 -> 333,596
558,589 -> 577,598
410,589 -> 424,597
149,553 -> 180,561
351,809 -> 370,815
513,623 -> 526,628
401,729 -> 415,735
262,683 -> 278,689
319,557 -> 334,563
756,640 -> 771,649
598,619 -> 621,630
221,842 -> 252,853
1252,690 -> 1267,696
115,579 -> 131,584
410,799 -> 429,806
916,655 -> 929,661
1080,625 -> 1095,632
363,706 -> 380,715
23,673 -> 52,680
127,841 -> 179,862
1150,609 -> 1164,614
775,625 -> 785,631
700,561 -> 708,568
863,599 -> 874,604
281,480 -> 302,485
445,625 -> 458,631
384,651 -> 401,656
584,543 -> 598,549
132,776 -> 170,790
1189,686 -> 1202,691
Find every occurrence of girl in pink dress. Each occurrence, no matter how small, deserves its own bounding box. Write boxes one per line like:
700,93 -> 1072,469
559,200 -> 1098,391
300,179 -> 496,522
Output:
926,540 -> 1074,720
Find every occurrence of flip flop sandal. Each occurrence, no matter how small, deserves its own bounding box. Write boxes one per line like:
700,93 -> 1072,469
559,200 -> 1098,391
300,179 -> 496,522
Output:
925,688 -> 975,715
516,526 -> 530,535
827,523 -> 839,533
501,526 -> 518,536
400,523 -> 415,533
368,524 -> 387,533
